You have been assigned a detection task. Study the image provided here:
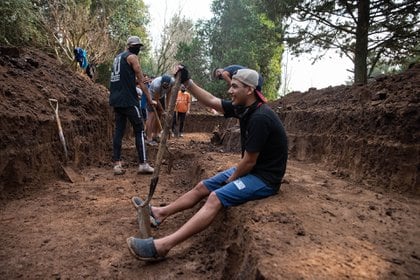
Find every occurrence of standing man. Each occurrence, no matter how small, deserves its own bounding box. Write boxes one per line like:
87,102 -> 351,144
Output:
171,85 -> 191,137
213,64 -> 263,91
109,36 -> 155,175
145,74 -> 175,145
127,66 -> 288,261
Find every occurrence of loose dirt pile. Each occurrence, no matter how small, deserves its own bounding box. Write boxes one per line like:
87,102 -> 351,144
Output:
0,47 -> 419,279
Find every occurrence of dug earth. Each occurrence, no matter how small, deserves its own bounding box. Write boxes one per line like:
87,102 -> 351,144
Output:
0,47 -> 419,279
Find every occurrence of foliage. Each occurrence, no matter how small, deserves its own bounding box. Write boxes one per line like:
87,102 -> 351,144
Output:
0,0 -> 47,46
206,0 -> 284,100
175,21 -> 212,90
32,0 -> 150,86
152,14 -> 194,76
273,0 -> 420,84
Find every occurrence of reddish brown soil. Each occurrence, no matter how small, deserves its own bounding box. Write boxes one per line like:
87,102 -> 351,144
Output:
0,47 -> 419,279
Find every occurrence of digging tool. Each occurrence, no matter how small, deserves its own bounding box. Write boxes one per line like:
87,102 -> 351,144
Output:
48,98 -> 80,183
152,102 -> 163,132
135,71 -> 182,238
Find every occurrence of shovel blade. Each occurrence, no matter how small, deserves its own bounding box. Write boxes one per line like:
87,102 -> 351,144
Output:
60,164 -> 82,183
137,205 -> 152,238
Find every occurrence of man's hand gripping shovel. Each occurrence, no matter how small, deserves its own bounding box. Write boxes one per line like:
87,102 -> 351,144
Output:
133,71 -> 182,238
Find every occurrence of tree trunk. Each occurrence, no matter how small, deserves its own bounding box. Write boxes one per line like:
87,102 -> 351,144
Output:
354,0 -> 370,85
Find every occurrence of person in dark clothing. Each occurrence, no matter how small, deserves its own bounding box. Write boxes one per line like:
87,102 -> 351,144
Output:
213,64 -> 264,92
127,66 -> 288,261
109,36 -> 156,175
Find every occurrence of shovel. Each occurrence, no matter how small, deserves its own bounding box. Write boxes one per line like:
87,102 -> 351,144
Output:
135,71 -> 182,238
48,98 -> 80,183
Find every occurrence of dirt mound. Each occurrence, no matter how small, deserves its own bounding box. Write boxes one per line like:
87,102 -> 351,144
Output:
0,46 -> 113,196
274,65 -> 419,194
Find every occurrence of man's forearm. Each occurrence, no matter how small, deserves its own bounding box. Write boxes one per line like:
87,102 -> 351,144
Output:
228,159 -> 255,182
185,80 -> 223,112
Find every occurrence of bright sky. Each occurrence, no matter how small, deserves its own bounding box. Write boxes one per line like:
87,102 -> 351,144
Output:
143,0 -> 352,93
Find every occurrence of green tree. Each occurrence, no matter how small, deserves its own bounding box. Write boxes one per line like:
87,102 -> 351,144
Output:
175,20 -> 212,89
207,0 -> 284,100
0,0 -> 46,46
35,0 -> 150,85
275,0 -> 419,84
152,14 -> 194,75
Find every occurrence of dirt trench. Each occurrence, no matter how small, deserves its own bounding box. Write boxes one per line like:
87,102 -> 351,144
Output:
0,138 -> 265,279
0,47 -> 419,279
1,135 -> 419,279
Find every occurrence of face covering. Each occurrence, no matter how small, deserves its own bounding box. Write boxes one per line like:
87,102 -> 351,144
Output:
128,46 -> 141,55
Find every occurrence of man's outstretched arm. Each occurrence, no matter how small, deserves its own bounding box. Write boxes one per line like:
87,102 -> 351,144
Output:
185,80 -> 224,113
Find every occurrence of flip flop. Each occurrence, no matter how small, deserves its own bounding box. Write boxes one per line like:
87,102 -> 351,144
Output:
131,196 -> 161,227
126,237 -> 165,262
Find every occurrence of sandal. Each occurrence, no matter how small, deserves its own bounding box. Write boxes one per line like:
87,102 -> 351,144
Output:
126,237 -> 165,262
131,196 -> 161,227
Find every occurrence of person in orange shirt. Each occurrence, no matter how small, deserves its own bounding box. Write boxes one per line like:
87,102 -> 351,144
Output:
171,85 -> 191,137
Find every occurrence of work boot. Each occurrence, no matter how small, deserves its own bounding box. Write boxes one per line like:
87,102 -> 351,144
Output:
113,164 -> 126,175
138,163 -> 154,174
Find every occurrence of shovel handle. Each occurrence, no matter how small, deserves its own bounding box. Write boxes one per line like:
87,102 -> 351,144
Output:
48,98 -> 59,113
48,98 -> 68,161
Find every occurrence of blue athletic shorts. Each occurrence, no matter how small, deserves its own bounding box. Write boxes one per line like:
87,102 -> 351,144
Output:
202,167 -> 277,207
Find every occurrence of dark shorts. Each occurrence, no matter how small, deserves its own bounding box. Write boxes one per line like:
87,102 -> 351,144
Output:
203,167 -> 277,207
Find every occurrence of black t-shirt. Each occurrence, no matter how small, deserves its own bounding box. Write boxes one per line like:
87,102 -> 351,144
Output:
222,100 -> 288,190
109,51 -> 138,108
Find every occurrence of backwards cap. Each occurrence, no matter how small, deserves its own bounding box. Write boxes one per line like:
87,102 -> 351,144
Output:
232,69 -> 267,103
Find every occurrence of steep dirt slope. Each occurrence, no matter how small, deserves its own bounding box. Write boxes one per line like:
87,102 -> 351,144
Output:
0,47 -> 113,196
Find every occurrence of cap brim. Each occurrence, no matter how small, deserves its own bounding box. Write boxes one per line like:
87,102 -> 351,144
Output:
255,90 -> 267,103
128,43 -> 144,47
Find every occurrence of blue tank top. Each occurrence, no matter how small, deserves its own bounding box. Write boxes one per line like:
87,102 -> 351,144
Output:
109,51 -> 138,107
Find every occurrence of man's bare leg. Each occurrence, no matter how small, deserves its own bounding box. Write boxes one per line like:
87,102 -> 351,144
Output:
151,181 -> 210,223
154,191 -> 223,256
145,112 -> 154,141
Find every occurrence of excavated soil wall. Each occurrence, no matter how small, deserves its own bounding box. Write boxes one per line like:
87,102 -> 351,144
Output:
1,47 -> 418,197
275,66 -> 419,194
0,47 -> 113,196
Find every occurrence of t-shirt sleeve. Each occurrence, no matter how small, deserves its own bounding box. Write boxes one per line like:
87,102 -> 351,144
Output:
221,100 -> 235,118
245,114 -> 270,153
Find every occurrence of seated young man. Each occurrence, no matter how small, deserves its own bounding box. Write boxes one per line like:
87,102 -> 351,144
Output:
127,66 -> 288,261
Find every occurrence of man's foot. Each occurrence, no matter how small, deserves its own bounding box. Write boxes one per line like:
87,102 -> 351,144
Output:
131,196 -> 161,227
180,133 -> 184,137
113,163 -> 126,175
126,237 -> 165,262
138,163 -> 154,174
146,140 -> 158,146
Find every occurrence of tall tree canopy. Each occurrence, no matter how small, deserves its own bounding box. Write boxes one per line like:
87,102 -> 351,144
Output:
37,0 -> 150,65
175,20 -> 213,89
153,14 -> 194,75
206,0 -> 284,100
0,1 -> 47,46
270,0 -> 419,84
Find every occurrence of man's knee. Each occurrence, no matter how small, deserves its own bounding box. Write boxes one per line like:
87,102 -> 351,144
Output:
205,192 -> 223,209
193,181 -> 211,197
